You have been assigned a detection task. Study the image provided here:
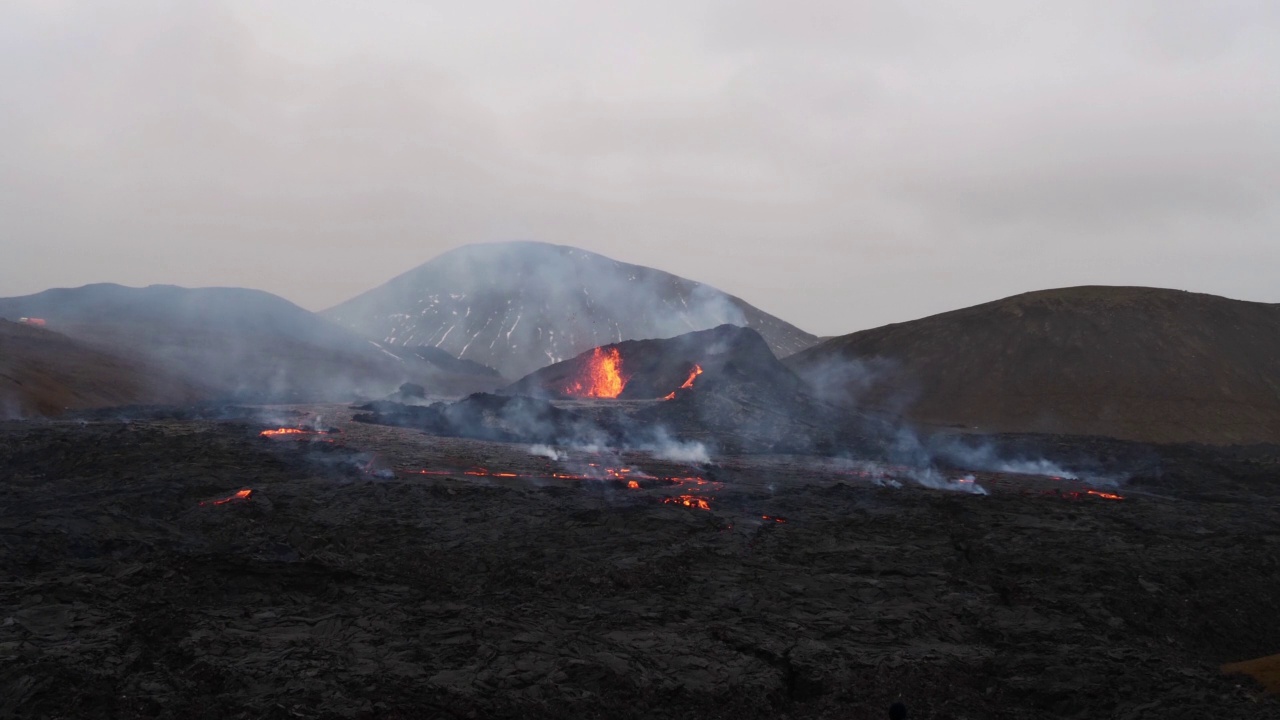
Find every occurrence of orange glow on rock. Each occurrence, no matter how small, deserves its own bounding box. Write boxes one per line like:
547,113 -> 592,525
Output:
1087,489 -> 1124,501
663,494 -> 711,511
563,347 -> 629,398
260,428 -> 308,437
201,489 -> 252,507
679,364 -> 703,389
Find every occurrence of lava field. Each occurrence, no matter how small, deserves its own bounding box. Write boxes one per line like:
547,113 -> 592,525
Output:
2,405 -> 1279,719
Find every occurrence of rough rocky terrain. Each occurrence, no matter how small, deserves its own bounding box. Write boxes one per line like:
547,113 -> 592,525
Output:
786,286 -> 1280,445
2,405 -> 1278,719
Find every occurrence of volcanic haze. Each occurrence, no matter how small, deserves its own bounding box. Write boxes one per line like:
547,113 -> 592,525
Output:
786,286 -> 1280,445
322,242 -> 820,379
0,284 -> 502,405
0,319 -> 205,417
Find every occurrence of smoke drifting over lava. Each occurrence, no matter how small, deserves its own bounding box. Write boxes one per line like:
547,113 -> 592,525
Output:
323,242 -> 819,379
353,322 -> 1122,496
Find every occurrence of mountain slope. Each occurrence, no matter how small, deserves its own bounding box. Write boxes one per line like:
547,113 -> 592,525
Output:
785,286 -> 1280,444
323,241 -> 819,379
0,320 -> 205,416
0,284 -> 502,403
502,324 -> 805,401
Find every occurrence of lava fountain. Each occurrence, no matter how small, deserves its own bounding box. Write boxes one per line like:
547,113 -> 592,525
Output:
562,347 -> 629,398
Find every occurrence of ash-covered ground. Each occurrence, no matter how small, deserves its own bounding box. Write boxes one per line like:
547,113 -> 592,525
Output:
2,404 -> 1279,719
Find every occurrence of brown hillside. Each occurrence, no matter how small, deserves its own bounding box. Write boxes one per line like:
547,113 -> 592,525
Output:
0,320 -> 206,417
785,286 -> 1280,444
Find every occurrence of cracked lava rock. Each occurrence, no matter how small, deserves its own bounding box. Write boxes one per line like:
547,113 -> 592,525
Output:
1,405 -> 1279,719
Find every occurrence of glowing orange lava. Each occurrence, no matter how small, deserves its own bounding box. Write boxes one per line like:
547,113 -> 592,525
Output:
662,363 -> 704,400
259,427 -> 338,442
680,364 -> 703,389
260,428 -> 309,437
1087,490 -> 1124,501
663,494 -> 712,510
201,489 -> 252,506
562,347 -> 629,398
627,480 -> 640,489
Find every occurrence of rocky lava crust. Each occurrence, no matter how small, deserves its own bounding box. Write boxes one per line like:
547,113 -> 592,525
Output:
1,407 -> 1278,719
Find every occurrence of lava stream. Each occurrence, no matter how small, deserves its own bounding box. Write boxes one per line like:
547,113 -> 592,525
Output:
259,427 -> 339,440
680,363 -> 703,389
1086,489 -> 1124,501
201,489 -> 253,506
663,363 -> 704,400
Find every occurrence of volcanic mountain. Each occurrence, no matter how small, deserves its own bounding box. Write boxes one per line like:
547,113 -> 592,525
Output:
0,319 -> 206,417
322,241 -> 820,379
492,325 -> 881,454
785,286 -> 1280,445
502,324 -> 804,401
0,284 -> 503,404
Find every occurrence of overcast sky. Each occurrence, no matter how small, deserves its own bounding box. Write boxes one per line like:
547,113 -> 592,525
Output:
2,1 -> 1276,335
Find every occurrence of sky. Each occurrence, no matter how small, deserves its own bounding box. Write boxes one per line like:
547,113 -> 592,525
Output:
2,0 -> 1277,336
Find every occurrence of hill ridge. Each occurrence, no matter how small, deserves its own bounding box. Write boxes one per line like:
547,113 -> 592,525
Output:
785,285 -> 1280,444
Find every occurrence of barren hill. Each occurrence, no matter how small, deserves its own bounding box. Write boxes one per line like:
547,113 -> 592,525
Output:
0,284 -> 502,403
322,241 -> 819,379
785,286 -> 1280,444
0,320 -> 205,417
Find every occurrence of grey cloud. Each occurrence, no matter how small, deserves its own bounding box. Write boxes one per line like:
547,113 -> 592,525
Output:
1,0 -> 1276,336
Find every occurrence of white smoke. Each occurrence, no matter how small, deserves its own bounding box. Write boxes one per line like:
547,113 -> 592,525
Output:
927,436 -> 1080,479
527,444 -> 565,461
638,427 -> 711,464
648,440 -> 711,465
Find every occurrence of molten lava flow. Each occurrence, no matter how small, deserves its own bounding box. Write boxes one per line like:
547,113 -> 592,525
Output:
680,364 -> 703,389
259,427 -> 339,442
201,489 -> 252,506
663,494 -> 711,510
627,480 -> 640,489
663,363 -> 704,400
761,515 -> 787,523
562,347 -> 629,398
1087,489 -> 1124,501
261,428 -> 308,437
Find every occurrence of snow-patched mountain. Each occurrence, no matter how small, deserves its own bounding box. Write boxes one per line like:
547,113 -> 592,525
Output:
323,242 -> 819,379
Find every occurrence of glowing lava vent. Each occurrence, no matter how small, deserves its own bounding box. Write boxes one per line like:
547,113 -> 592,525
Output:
663,494 -> 712,510
562,347 -> 629,398
680,363 -> 704,389
663,363 -> 704,400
